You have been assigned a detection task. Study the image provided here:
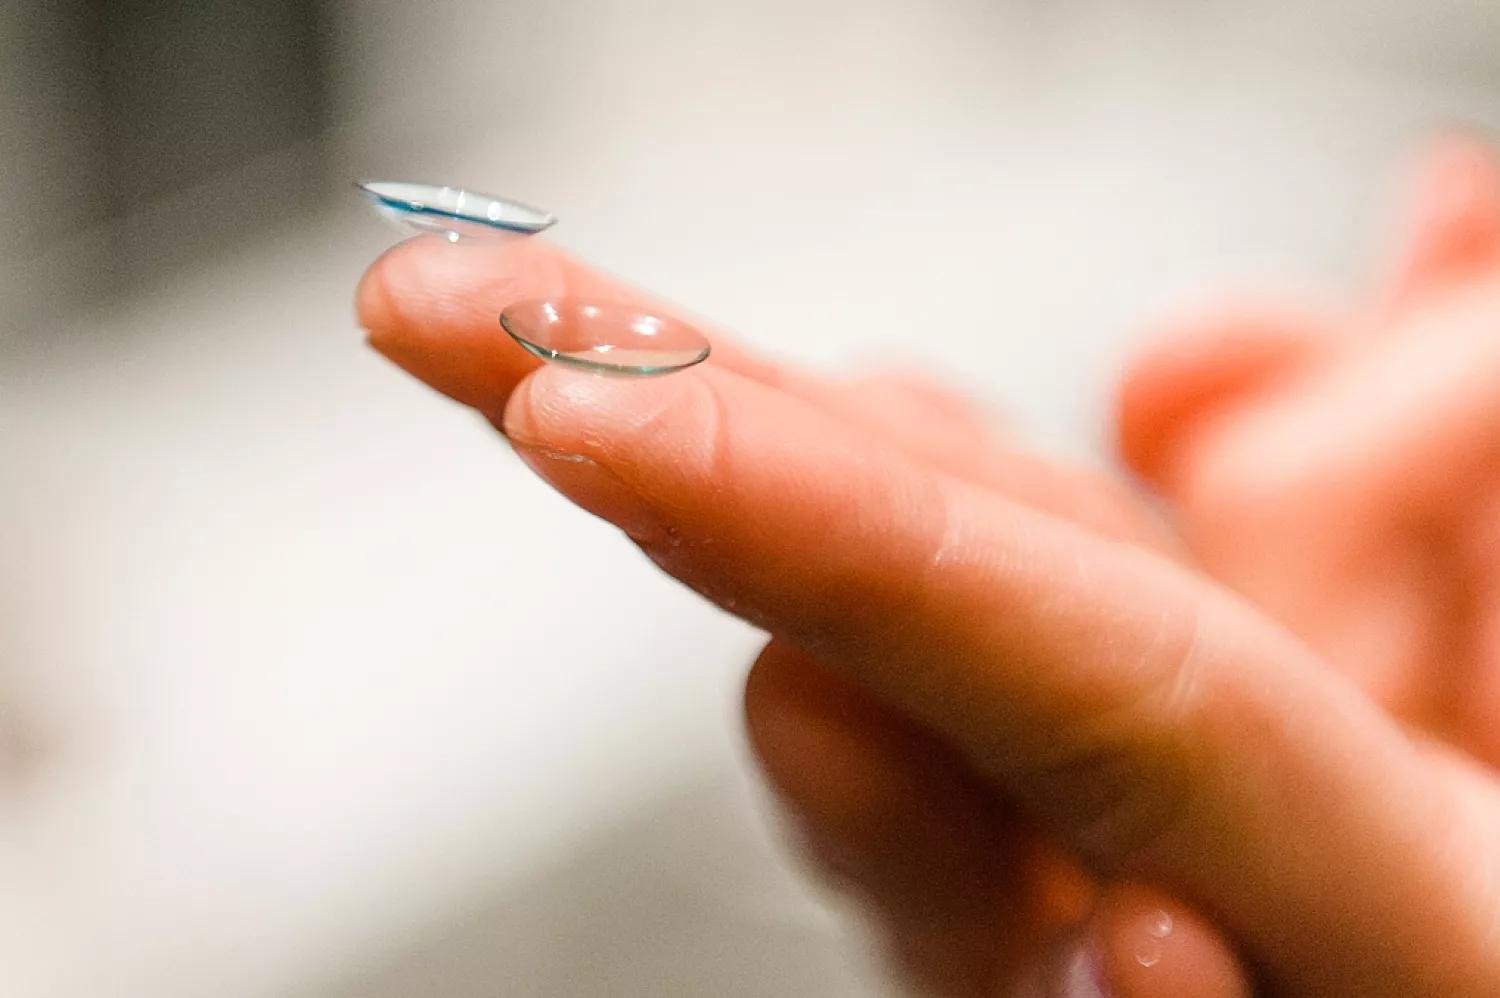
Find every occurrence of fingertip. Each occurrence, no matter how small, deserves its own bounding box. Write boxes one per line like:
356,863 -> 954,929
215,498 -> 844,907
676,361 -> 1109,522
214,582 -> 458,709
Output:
499,366 -> 756,558
1093,885 -> 1251,998
354,242 -> 402,335
501,361 -> 719,462
1116,306 -> 1328,489
1398,134 -> 1500,294
358,234 -> 533,340
356,236 -> 575,415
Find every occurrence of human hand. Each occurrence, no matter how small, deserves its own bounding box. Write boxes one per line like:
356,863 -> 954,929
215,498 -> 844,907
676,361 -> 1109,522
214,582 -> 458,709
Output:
355,195 -> 1500,995
1120,138 -> 1500,767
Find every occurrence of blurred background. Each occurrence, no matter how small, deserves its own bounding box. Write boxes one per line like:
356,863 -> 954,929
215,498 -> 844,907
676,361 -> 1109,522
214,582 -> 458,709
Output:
2,1 -> 1499,995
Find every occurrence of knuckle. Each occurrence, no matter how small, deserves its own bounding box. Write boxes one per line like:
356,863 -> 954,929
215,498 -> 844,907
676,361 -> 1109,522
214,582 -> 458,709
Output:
1013,726 -> 1199,870
1009,601 -> 1208,869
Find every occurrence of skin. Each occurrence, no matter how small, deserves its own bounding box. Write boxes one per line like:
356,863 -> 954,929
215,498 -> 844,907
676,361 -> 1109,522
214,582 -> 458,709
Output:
355,138 -> 1500,996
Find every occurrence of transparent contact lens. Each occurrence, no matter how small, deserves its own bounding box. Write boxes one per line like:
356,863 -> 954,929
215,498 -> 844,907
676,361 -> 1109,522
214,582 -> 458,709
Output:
501,299 -> 711,376
354,179 -> 704,375
356,180 -> 557,242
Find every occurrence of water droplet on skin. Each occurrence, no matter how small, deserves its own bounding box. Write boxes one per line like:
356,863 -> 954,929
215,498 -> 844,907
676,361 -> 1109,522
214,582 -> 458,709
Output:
356,180 -> 556,242
1131,909 -> 1172,970
1134,940 -> 1162,968
501,298 -> 711,376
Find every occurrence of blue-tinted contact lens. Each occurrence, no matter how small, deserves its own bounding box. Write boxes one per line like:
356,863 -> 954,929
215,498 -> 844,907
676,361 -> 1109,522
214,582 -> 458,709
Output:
356,180 -> 557,242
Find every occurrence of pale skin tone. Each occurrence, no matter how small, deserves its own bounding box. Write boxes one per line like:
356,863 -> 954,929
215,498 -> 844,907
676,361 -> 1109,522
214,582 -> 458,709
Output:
355,139 -> 1500,996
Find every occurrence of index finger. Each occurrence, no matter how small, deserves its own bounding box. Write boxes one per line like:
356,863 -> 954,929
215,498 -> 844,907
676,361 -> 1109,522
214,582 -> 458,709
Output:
356,236 -> 777,422
357,236 -> 1171,548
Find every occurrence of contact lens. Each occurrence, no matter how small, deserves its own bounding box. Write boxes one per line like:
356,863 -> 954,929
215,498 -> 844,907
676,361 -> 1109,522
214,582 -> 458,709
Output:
356,180 -> 557,242
501,299 -> 711,375
354,180 -> 706,375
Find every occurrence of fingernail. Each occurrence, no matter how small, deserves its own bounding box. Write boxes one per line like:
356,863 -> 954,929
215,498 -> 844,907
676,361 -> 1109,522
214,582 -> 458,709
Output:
510,441 -> 666,542
1054,936 -> 1114,998
1013,933 -> 1112,998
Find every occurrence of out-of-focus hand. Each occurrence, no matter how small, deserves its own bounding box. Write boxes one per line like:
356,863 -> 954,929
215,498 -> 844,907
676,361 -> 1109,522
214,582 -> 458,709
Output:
1120,138 -> 1500,768
353,144 -> 1500,997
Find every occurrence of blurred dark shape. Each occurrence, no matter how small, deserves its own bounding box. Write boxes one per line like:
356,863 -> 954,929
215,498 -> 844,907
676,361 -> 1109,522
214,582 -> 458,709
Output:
89,0 -> 328,212
1,1 -> 330,329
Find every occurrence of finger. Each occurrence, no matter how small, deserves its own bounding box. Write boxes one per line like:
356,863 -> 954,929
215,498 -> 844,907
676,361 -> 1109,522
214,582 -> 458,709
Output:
1392,135 -> 1500,304
356,235 -> 945,423
746,639 -> 1089,995
747,641 -> 1253,998
1015,885 -> 1253,998
1189,139 -> 1500,527
358,237 -> 1169,548
1452,486 -> 1500,768
835,367 -> 1173,551
1055,885 -> 1252,998
1116,303 -> 1336,492
1121,140 -> 1500,503
856,367 -> 1005,434
503,361 -> 1500,996
1173,281 -> 1500,533
1118,286 -> 1500,716
356,235 -> 766,422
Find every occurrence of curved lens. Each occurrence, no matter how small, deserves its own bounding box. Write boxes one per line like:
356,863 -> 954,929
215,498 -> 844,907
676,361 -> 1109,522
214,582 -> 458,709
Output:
500,299 -> 711,376
356,180 -> 557,241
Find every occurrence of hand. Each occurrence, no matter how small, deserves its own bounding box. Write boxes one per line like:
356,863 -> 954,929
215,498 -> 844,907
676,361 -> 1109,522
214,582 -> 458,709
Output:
1120,137 -> 1500,767
357,239 -> 1241,997
355,167 -> 1500,995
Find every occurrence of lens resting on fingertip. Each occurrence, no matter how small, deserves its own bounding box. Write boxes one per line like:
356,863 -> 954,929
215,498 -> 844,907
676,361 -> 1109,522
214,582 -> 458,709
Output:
357,179 -> 711,376
501,298 -> 711,376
